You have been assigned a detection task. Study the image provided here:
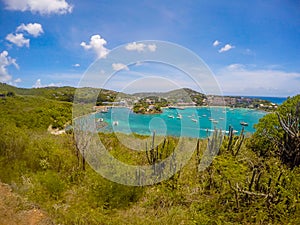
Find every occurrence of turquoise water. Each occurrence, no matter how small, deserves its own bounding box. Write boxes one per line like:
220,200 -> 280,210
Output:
245,96 -> 287,105
96,107 -> 267,138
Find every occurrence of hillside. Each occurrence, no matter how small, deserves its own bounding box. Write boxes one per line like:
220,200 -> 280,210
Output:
0,82 -> 299,224
1,83 -> 277,110
0,183 -> 52,225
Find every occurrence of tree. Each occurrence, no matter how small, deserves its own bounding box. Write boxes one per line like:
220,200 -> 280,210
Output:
250,95 -> 300,168
276,102 -> 300,168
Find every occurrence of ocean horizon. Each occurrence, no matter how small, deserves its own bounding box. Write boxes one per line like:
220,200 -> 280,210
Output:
240,96 -> 287,105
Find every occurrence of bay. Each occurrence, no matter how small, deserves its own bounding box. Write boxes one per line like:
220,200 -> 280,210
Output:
96,106 -> 267,138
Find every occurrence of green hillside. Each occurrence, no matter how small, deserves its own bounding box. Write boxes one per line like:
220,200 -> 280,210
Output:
0,83 -> 299,224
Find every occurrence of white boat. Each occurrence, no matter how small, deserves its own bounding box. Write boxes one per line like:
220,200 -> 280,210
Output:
97,118 -> 104,122
240,121 -> 248,126
177,114 -> 182,119
191,118 -> 198,123
168,115 -> 175,118
113,121 -> 119,126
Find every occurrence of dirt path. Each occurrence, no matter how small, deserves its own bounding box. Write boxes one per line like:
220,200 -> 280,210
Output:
0,183 -> 53,225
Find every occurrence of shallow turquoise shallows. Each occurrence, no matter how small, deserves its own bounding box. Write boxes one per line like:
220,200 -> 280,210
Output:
95,107 -> 267,138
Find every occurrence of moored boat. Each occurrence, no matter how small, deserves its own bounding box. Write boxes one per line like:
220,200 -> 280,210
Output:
240,121 -> 248,126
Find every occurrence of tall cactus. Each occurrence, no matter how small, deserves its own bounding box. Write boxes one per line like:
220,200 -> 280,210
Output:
198,129 -> 223,172
227,125 -> 245,156
145,132 -> 171,176
207,129 -> 223,156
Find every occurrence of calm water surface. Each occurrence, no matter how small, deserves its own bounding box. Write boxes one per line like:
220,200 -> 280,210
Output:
96,107 -> 267,138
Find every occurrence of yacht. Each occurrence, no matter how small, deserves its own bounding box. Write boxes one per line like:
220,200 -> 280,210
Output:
191,118 -> 198,123
240,121 -> 248,126
177,114 -> 182,119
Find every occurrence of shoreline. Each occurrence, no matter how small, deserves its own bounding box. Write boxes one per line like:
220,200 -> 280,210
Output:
101,105 -> 270,113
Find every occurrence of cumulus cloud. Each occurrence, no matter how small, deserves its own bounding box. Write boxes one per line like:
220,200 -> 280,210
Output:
16,23 -> 44,37
6,23 -> 43,48
6,33 -> 30,47
9,78 -> 22,86
125,42 -> 146,52
14,78 -> 22,83
213,40 -> 220,47
148,44 -> 157,52
219,44 -> 235,53
112,63 -> 129,71
3,0 -> 73,15
81,35 -> 109,59
33,79 -> 42,88
216,64 -> 300,96
125,42 -> 157,52
33,79 -> 62,88
0,51 -> 19,82
47,82 -> 62,87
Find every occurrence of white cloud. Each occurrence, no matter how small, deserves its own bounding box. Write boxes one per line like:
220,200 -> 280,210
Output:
112,63 -> 129,71
33,79 -> 42,88
135,61 -> 144,66
216,64 -> 300,96
14,78 -> 22,83
33,79 -> 62,88
47,82 -> 62,87
0,51 -> 19,82
148,44 -> 157,52
3,0 -> 73,15
16,23 -> 44,37
125,42 -> 146,52
226,63 -> 245,71
219,44 -> 235,53
6,33 -> 30,47
81,35 -> 109,59
73,63 -> 80,67
9,78 -> 22,86
213,40 -> 220,47
125,42 -> 158,52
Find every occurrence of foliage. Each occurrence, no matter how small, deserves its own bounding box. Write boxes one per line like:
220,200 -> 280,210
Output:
250,95 -> 300,164
0,95 -> 71,129
0,91 -> 299,224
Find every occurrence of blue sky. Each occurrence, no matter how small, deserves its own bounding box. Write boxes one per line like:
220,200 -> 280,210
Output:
0,0 -> 299,96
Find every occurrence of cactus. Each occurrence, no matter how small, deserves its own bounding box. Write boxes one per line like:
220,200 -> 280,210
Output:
145,131 -> 174,176
198,129 -> 223,172
207,128 -> 223,156
227,125 -> 245,156
135,168 -> 145,186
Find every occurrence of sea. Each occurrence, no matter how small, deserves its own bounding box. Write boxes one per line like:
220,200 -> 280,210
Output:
94,96 -> 287,138
96,106 -> 268,138
243,96 -> 287,105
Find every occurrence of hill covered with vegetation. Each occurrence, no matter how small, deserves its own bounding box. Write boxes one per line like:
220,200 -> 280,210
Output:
0,83 -> 299,224
0,83 -> 278,110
